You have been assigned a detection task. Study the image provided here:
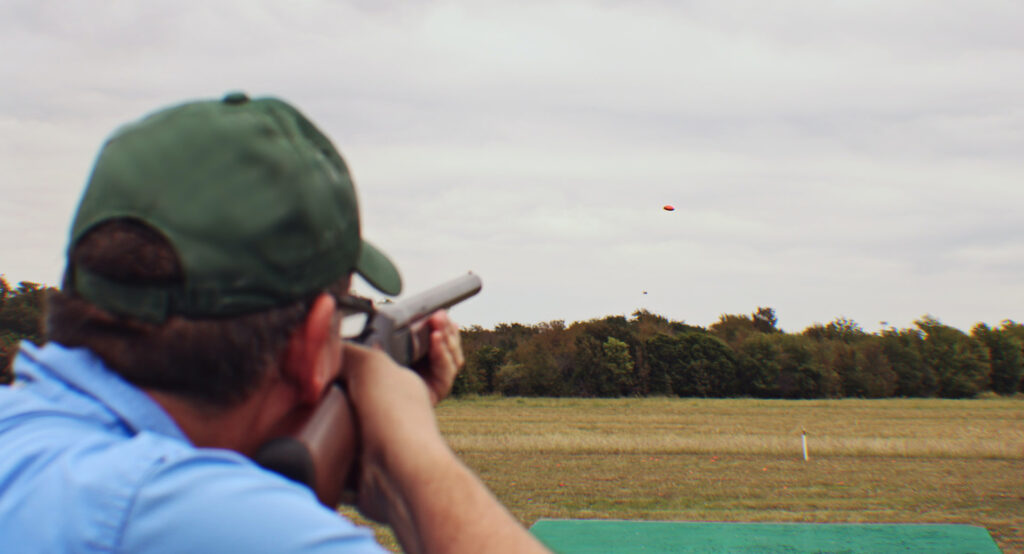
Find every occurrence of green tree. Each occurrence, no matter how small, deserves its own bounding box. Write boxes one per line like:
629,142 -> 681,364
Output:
643,332 -> 738,397
459,322 -> 544,395
628,310 -> 704,395
569,334 -> 606,397
493,362 -> 531,396
475,344 -> 506,394
568,316 -> 641,396
569,334 -> 636,398
804,318 -> 895,398
736,334 -> 781,397
628,310 -> 675,341
457,309 -> 1019,399
600,336 -> 635,396
972,323 -> 1024,395
495,351 -> 559,397
709,313 -> 757,350
451,343 -> 496,396
751,306 -> 778,334
774,334 -> 839,398
492,322 -> 537,353
641,334 -> 673,396
997,321 -> 1024,393
851,339 -> 898,397
803,317 -> 867,343
679,332 -> 739,397
916,316 -> 989,398
1,278 -> 52,385
816,339 -> 896,398
879,327 -> 935,396
456,326 -> 495,395
740,333 -> 838,398
496,321 -> 574,396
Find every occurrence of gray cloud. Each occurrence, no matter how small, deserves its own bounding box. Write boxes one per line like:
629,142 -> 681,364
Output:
2,0 -> 1022,333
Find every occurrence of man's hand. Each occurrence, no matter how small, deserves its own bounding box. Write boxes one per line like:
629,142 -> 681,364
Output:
339,342 -> 441,525
339,309 -> 463,521
338,330 -> 550,554
413,310 -> 464,405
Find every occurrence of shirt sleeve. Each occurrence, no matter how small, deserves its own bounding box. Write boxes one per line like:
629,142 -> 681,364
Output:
119,444 -> 387,554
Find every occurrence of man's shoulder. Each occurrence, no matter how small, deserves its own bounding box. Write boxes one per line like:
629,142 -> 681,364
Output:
0,354 -> 385,553
0,399 -> 384,553
121,436 -> 385,553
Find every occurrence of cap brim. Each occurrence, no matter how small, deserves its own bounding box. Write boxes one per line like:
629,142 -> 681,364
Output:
356,239 -> 402,296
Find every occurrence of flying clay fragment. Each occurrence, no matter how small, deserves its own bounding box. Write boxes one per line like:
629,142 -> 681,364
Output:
663,205 -> 675,211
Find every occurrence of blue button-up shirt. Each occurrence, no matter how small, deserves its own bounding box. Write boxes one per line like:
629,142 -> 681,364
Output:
0,342 -> 385,553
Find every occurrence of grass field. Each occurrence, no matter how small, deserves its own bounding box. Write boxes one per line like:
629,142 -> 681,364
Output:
341,396 -> 1024,552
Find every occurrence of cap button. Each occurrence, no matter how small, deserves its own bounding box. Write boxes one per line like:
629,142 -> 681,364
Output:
222,91 -> 249,105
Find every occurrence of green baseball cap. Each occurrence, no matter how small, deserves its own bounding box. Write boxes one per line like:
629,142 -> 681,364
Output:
66,92 -> 402,322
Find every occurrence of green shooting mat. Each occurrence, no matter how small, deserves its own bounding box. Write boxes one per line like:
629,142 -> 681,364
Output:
529,519 -> 1002,553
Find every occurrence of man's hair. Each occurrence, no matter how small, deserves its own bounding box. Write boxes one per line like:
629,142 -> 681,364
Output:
47,219 -> 318,406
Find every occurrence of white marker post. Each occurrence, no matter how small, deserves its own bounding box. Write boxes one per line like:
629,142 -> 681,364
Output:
801,429 -> 809,461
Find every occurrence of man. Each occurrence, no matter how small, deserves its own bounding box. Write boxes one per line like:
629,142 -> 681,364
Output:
0,93 -> 549,553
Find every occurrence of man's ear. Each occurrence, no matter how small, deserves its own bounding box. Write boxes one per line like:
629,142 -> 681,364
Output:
282,293 -> 339,405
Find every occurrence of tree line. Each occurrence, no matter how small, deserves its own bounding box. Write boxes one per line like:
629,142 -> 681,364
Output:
0,278 -> 52,384
455,307 -> 1024,399
2,275 -> 1022,397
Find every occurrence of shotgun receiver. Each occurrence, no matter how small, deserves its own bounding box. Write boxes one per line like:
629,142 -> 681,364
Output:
358,272 -> 482,366
254,272 -> 482,506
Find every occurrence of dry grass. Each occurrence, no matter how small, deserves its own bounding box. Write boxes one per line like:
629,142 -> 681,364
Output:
440,396 -> 1022,459
447,432 -> 1018,459
343,396 -> 1024,552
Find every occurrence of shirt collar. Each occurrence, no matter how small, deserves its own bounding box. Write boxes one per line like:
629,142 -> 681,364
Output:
16,342 -> 190,443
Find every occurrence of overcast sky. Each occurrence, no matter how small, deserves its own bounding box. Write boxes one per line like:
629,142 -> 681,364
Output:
2,0 -> 1022,333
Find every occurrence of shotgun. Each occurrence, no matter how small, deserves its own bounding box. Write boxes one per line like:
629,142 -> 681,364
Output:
253,272 -> 483,507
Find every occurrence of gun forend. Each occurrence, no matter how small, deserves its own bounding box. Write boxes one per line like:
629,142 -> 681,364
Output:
360,272 -> 482,366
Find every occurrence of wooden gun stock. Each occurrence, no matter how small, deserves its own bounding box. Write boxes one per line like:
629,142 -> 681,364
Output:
253,273 -> 482,506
